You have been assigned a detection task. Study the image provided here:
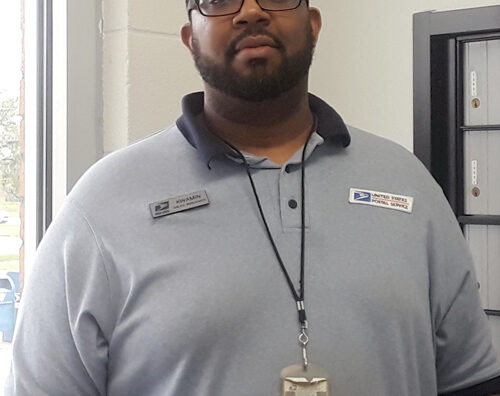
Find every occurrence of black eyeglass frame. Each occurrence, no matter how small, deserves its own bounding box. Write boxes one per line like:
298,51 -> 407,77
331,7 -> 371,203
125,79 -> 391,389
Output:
186,0 -> 307,17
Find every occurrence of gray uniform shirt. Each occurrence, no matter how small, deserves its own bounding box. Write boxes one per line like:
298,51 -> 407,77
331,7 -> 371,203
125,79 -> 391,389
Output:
6,93 -> 500,395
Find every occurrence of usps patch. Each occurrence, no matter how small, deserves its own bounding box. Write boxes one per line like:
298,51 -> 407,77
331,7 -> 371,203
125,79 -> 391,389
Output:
349,188 -> 414,214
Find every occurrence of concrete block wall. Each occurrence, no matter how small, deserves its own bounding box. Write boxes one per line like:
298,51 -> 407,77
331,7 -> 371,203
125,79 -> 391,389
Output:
103,0 -> 500,153
102,0 -> 201,155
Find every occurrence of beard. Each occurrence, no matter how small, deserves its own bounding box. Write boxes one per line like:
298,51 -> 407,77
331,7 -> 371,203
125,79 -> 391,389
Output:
191,24 -> 315,102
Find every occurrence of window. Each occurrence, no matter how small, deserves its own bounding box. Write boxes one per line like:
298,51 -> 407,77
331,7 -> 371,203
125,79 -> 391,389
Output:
0,0 -> 103,386
0,0 -> 30,385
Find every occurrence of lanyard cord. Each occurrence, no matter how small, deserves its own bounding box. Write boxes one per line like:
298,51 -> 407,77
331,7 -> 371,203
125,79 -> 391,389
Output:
224,132 -> 312,327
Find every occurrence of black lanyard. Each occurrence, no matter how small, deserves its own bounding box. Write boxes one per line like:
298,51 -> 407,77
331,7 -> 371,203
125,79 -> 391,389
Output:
226,132 -> 312,333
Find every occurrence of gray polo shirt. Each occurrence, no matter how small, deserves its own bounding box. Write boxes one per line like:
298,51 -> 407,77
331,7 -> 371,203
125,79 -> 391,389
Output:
6,93 -> 500,395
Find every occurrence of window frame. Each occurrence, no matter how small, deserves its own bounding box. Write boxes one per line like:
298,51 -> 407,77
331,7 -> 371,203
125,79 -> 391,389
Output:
36,0 -> 103,244
25,0 -> 103,277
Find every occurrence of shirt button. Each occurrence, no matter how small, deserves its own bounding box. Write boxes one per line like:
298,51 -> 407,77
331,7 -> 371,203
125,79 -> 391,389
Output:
288,199 -> 298,209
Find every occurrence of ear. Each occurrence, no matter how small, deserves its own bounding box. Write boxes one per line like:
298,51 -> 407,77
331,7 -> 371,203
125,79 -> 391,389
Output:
308,7 -> 322,47
181,22 -> 194,53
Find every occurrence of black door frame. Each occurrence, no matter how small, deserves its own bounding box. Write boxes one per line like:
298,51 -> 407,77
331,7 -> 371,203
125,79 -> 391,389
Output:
413,6 -> 500,317
414,5 -> 500,211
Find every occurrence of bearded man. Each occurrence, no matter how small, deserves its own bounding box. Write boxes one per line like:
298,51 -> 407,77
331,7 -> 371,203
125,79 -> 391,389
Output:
6,1 -> 500,395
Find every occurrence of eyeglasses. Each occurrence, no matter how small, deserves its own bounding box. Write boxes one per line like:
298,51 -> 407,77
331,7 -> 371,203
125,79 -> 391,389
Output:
186,0 -> 305,17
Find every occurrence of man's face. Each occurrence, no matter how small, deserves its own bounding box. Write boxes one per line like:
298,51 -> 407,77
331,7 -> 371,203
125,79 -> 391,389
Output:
182,0 -> 322,102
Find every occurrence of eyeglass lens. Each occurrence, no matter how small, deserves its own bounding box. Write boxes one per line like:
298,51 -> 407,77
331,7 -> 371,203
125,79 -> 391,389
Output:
197,0 -> 302,16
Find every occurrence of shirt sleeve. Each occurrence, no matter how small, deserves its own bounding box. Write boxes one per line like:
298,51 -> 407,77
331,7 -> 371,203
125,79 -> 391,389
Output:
4,200 -> 114,396
427,188 -> 500,394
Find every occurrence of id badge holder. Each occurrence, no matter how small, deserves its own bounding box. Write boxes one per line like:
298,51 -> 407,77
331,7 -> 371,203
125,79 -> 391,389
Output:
280,363 -> 329,396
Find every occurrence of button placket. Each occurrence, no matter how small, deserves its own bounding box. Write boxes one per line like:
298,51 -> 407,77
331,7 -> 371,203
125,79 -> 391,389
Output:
279,165 -> 306,230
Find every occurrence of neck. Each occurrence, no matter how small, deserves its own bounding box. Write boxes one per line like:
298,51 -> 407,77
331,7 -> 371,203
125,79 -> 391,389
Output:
203,80 -> 314,165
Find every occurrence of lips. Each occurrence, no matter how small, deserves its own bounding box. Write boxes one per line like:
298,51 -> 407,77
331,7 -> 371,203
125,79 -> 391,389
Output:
235,35 -> 278,52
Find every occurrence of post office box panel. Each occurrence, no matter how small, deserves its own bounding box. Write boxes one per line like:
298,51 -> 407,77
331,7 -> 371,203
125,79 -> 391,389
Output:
487,40 -> 500,125
464,130 -> 500,215
465,225 -> 500,311
464,39 -> 500,126
487,315 -> 500,360
464,41 -> 489,126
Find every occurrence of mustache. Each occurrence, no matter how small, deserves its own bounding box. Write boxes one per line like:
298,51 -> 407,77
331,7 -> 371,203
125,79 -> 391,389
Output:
226,27 -> 284,57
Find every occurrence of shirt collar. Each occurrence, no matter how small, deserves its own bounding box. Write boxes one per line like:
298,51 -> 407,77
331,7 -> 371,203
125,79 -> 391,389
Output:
176,91 -> 351,167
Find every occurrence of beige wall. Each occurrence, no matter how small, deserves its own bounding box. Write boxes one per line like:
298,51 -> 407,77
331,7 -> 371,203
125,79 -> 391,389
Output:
309,0 -> 500,150
103,1 -> 500,154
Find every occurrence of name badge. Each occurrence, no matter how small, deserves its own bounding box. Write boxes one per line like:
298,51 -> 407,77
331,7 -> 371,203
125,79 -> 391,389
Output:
281,364 -> 329,396
150,190 -> 209,218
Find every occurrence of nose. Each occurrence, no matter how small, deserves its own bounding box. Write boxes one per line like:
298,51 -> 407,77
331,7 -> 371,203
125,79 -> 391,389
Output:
232,0 -> 271,27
